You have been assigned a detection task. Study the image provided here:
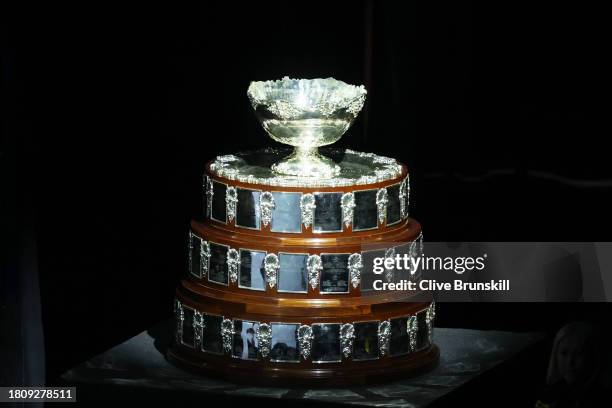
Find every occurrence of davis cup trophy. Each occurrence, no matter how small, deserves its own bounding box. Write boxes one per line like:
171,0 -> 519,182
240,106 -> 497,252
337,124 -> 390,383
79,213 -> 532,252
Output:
169,77 -> 438,386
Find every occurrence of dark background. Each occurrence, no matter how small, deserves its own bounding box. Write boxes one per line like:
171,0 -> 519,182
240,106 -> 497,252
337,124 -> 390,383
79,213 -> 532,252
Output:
2,1 -> 611,405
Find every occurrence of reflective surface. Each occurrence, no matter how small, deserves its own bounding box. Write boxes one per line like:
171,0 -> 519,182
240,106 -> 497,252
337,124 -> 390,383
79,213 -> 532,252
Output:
247,77 -> 367,178
210,148 -> 402,188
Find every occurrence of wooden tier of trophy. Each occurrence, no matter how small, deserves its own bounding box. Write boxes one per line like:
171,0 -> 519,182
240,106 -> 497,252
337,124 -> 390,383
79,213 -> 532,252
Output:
168,78 -> 438,386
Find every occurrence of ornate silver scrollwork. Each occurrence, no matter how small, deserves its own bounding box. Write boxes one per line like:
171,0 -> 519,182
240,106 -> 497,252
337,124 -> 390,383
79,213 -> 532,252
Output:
378,320 -> 391,356
193,311 -> 203,348
256,323 -> 272,358
418,232 -> 424,255
306,254 -> 322,290
227,248 -> 240,283
264,253 -> 280,288
407,315 -> 418,351
348,253 -> 363,289
341,192 -> 355,229
298,325 -> 313,360
221,319 -> 234,353
260,191 -> 275,227
340,323 -> 355,359
226,186 -> 238,222
201,240 -> 211,277
187,231 -> 193,274
426,301 -> 436,343
174,299 -> 183,343
376,188 -> 388,225
399,177 -> 408,219
406,174 -> 411,218
300,193 -> 316,229
205,176 -> 213,218
384,247 -> 396,283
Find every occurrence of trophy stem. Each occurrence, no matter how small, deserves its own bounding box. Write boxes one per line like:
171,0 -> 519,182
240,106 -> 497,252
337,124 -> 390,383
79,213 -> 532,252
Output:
271,146 -> 341,178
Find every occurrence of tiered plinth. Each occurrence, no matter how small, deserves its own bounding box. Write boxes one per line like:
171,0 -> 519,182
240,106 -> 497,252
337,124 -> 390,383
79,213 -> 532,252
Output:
169,149 -> 438,386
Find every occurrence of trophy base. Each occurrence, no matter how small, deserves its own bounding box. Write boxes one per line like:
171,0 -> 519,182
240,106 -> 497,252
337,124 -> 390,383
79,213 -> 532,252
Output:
271,148 -> 341,178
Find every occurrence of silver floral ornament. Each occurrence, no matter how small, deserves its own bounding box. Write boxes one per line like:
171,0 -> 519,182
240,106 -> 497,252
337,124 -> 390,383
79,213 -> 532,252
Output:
225,186 -> 238,222
256,323 -> 272,358
340,323 -> 355,358
378,320 -> 391,356
227,248 -> 240,283
221,319 -> 234,353
300,193 -> 316,229
264,253 -> 280,288
341,192 -> 355,229
348,253 -> 363,289
260,191 -> 275,227
298,325 -> 313,360
307,254 -> 322,290
376,188 -> 388,225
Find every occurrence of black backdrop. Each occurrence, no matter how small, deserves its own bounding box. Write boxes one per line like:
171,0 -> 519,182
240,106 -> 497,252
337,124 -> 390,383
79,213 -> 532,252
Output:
3,1 -> 611,389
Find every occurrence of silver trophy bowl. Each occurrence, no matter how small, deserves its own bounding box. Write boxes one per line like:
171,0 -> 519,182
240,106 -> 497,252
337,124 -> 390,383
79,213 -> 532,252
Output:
248,77 -> 367,178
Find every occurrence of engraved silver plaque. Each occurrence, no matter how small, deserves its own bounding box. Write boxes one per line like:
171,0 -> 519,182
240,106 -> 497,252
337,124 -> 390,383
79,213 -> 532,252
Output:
353,321 -> 380,361
238,249 -> 266,291
311,323 -> 342,363
270,323 -> 300,363
277,253 -> 308,293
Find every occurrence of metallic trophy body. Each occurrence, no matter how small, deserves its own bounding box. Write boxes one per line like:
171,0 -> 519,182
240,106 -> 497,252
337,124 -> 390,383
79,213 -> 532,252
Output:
248,77 -> 367,178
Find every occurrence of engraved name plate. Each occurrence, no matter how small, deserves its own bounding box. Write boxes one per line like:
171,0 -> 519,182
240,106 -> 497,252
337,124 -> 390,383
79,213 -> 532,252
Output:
211,181 -> 227,222
320,254 -> 350,294
270,192 -> 302,233
352,321 -> 379,361
232,320 -> 260,361
416,309 -> 429,350
353,190 -> 378,230
238,249 -> 266,291
360,249 -> 386,292
202,314 -> 223,354
208,242 -> 229,285
181,306 -> 195,348
278,253 -> 308,293
311,323 -> 341,363
236,188 -> 261,229
313,192 -> 342,232
386,184 -> 401,225
189,233 -> 202,278
270,323 -> 300,363
389,316 -> 410,356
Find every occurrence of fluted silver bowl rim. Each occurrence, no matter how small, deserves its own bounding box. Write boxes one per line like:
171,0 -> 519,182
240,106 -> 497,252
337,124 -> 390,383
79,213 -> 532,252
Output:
247,76 -> 367,119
